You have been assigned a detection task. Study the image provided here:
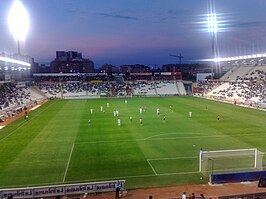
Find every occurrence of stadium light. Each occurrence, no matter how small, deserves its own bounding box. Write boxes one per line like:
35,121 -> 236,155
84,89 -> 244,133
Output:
200,52 -> 266,63
207,12 -> 219,79
8,0 -> 30,54
207,13 -> 218,33
0,56 -> 31,66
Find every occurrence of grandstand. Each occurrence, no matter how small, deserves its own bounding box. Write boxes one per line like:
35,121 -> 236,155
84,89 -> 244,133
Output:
0,71 -> 190,122
0,54 -> 47,121
208,65 -> 266,103
1,55 -> 266,199
33,73 -> 188,99
193,59 -> 266,109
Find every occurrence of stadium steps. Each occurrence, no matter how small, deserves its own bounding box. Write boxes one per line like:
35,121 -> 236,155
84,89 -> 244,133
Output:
30,86 -> 48,98
175,81 -> 181,95
206,82 -> 231,96
176,81 -> 186,95
153,81 -> 158,95
227,66 -> 255,81
220,65 -> 238,81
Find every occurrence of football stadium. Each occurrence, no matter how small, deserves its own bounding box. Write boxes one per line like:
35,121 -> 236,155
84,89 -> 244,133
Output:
1,0 -> 266,199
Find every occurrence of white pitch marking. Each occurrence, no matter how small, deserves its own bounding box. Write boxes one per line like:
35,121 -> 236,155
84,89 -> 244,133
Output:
157,171 -> 199,176
74,132 -> 264,145
0,101 -> 56,143
74,134 -> 232,145
64,170 -> 200,185
148,156 -> 197,161
144,132 -> 208,140
63,143 -> 75,182
147,159 -> 158,175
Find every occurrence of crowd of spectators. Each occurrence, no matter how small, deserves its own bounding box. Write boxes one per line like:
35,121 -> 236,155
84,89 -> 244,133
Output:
0,82 -> 45,119
36,80 -> 184,98
37,81 -> 131,97
193,81 -> 223,96
213,70 -> 266,103
0,83 -> 31,110
33,74 -> 110,83
193,68 -> 266,105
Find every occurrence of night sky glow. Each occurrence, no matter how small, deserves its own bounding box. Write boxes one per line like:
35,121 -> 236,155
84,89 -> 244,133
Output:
1,0 -> 266,67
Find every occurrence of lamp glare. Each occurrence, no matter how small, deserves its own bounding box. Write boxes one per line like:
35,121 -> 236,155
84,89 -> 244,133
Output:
8,0 -> 29,41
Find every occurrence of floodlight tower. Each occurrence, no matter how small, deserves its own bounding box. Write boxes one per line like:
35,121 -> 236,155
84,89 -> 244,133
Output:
207,0 -> 219,79
8,0 -> 30,55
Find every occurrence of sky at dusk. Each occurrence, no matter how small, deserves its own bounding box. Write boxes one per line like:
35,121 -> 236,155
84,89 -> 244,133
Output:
1,0 -> 266,67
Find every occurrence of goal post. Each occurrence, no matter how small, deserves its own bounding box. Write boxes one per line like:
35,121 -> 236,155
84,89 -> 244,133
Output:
199,148 -> 263,176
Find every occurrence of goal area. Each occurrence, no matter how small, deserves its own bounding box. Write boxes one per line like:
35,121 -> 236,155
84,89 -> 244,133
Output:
199,148 -> 264,176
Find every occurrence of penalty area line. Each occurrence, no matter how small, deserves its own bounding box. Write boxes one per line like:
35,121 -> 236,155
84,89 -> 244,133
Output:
147,156 -> 198,161
63,143 -> 75,183
65,171 -> 200,185
146,159 -> 158,176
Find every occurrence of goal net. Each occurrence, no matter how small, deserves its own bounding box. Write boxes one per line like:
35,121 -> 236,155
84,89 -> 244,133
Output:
199,148 -> 264,176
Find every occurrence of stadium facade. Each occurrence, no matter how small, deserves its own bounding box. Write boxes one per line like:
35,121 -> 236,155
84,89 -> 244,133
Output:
50,51 -> 94,73
0,52 -> 33,81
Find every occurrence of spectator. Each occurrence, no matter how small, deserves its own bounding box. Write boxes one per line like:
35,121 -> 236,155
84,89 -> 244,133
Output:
182,192 -> 187,199
191,193 -> 195,199
115,181 -> 121,199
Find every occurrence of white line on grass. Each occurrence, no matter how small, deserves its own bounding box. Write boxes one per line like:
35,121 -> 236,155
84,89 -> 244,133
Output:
64,170 -> 200,184
0,121 -> 26,143
6,170 -> 200,188
145,134 -> 234,141
75,132 -> 266,145
144,132 -> 209,140
0,101 -> 56,143
157,171 -> 199,176
146,159 -> 158,175
147,156 -> 197,161
63,143 -> 75,182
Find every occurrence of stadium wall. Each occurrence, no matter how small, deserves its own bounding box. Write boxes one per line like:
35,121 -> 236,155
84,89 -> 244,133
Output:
210,170 -> 266,184
218,192 -> 266,199
0,180 -> 126,199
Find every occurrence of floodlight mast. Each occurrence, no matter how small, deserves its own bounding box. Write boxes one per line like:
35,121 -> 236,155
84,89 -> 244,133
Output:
207,13 -> 217,79
207,0 -> 219,79
8,0 -> 30,55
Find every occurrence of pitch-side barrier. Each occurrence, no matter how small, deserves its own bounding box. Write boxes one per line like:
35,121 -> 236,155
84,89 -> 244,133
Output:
0,180 -> 126,199
210,170 -> 266,184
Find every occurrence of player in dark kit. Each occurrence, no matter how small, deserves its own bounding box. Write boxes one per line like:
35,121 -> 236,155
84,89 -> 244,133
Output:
162,115 -> 166,123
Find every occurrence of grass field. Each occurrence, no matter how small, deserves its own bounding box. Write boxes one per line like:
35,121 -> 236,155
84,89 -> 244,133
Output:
0,96 -> 265,189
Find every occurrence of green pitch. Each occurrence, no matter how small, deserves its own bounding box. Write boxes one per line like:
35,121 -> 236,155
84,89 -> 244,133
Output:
0,96 -> 265,189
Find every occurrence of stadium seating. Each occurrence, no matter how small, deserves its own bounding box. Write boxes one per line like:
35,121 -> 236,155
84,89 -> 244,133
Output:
195,65 -> 266,106
0,83 -> 46,118
221,66 -> 254,81
132,81 -> 157,96
155,81 -> 178,95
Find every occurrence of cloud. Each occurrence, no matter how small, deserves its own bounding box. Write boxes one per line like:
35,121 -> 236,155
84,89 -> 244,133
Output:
151,9 -> 190,24
167,9 -> 190,16
230,20 -> 266,29
94,12 -> 137,20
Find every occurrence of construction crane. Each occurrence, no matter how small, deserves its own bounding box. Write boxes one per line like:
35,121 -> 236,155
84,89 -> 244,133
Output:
170,53 -> 184,65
